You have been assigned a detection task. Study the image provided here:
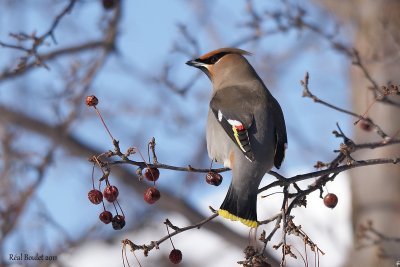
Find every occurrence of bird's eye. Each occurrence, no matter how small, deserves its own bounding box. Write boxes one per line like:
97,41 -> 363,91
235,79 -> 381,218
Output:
210,56 -> 219,64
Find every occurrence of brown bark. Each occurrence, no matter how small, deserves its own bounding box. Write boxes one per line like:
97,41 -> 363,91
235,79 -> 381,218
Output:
322,1 -> 400,266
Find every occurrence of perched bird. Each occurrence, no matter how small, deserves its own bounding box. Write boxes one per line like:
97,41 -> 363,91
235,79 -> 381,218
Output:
186,48 -> 287,228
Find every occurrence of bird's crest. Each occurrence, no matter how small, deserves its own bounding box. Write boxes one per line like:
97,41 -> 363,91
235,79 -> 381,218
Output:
199,48 -> 252,60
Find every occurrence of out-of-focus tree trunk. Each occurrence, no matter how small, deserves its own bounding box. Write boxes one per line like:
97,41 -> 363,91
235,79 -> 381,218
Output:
322,1 -> 400,266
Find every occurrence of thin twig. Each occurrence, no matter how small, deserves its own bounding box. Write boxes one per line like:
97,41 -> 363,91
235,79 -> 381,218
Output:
301,72 -> 390,140
124,213 -> 218,256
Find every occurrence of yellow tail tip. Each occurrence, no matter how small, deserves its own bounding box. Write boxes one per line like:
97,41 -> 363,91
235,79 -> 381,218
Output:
218,209 -> 258,228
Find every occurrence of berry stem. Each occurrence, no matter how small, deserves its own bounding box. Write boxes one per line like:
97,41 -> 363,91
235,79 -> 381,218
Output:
122,240 -> 142,267
102,200 -> 106,211
121,243 -> 129,267
98,180 -> 102,192
92,156 -> 108,177
91,163 -> 96,189
94,106 -> 115,141
165,224 -> 175,249
147,142 -> 151,164
115,199 -> 125,217
209,159 -> 214,170
135,147 -> 157,183
112,201 -> 119,216
354,100 -> 376,126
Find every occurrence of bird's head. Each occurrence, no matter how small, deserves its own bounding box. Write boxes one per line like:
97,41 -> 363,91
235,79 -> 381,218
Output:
186,48 -> 254,88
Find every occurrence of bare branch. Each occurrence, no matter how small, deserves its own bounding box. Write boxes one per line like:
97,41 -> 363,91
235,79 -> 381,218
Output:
122,212 -> 218,256
301,72 -> 391,140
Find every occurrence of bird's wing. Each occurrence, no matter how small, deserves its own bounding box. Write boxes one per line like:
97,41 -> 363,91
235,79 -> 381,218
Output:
210,86 -> 255,162
271,98 -> 287,169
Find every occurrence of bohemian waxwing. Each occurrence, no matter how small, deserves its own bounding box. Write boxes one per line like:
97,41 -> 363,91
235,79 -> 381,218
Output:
186,48 -> 287,228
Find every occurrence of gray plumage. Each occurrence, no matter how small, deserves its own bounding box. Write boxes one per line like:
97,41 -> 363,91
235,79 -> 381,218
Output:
186,48 -> 287,227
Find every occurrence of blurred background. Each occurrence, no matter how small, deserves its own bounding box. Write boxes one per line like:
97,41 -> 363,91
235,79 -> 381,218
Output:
0,0 -> 399,266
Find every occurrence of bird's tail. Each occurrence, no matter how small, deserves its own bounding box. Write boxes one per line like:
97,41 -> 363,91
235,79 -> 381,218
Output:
218,183 -> 258,228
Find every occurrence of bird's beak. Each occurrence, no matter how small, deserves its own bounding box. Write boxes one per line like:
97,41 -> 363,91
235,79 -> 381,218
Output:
186,59 -> 204,68
186,59 -> 212,80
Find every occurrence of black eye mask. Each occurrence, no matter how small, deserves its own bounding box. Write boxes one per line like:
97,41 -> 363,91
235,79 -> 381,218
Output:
197,52 -> 228,65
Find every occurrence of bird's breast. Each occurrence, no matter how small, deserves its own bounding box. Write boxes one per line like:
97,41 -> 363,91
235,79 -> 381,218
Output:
206,110 -> 232,166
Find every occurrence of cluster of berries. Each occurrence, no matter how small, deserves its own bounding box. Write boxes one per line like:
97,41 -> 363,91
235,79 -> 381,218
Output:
88,184 -> 125,230
87,167 -> 163,231
86,94 -> 228,264
86,95 -> 126,229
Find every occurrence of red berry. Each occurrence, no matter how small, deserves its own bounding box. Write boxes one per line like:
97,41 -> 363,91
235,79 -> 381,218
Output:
112,215 -> 126,230
85,95 -> 98,106
102,0 -> 117,9
103,185 -> 119,202
144,168 -> 160,181
324,193 -> 338,208
169,249 -> 182,264
205,171 -> 223,186
143,187 -> 161,204
359,118 -> 372,132
88,189 -> 103,204
99,211 -> 113,224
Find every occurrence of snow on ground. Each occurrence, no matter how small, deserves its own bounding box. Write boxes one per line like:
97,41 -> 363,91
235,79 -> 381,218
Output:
60,169 -> 352,267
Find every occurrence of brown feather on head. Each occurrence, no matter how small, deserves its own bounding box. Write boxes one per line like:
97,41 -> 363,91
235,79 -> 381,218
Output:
186,48 -> 252,82
198,48 -> 252,60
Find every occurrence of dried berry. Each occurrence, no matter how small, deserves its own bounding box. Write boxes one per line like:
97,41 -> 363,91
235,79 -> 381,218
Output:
359,119 -> 372,132
102,0 -> 117,9
112,215 -> 126,230
85,95 -> 98,106
144,168 -> 160,181
324,193 -> 338,208
143,187 -> 161,204
205,171 -> 223,186
88,189 -> 103,204
99,211 -> 113,224
103,185 -> 119,202
169,249 -> 182,264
